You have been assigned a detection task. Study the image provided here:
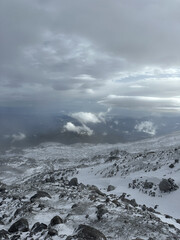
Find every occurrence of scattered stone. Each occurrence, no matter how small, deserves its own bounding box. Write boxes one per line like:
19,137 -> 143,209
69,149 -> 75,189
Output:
142,205 -> 147,211
48,228 -> 58,236
0,229 -> 9,239
10,234 -> 21,240
31,222 -> 47,234
130,199 -> 138,207
169,163 -> 174,168
8,218 -> 29,233
50,216 -> 63,226
71,203 -> 78,209
132,238 -> 144,240
121,194 -> 138,207
112,199 -> 121,207
70,224 -> 107,240
30,191 -> 51,202
96,204 -> 108,220
45,176 -> 55,183
0,187 -> 6,194
143,181 -> 153,189
89,185 -> 105,196
176,219 -> 180,224
107,185 -> 115,192
69,177 -> 78,186
159,178 -> 179,192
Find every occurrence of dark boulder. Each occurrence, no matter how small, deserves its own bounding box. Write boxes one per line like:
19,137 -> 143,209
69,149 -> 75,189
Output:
30,191 -> 51,202
0,229 -> 9,239
50,216 -> 63,226
176,219 -> 180,224
31,222 -> 47,234
107,185 -> 115,192
10,235 -> 21,240
89,185 -> 105,196
169,164 -> 175,168
67,224 -> 106,240
159,178 -> 178,192
69,178 -> 78,186
48,228 -> 58,236
96,205 -> 108,220
76,225 -> 106,240
143,181 -> 153,189
8,218 -> 29,233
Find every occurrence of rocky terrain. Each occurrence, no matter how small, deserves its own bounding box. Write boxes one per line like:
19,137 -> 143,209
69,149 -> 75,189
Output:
0,133 -> 180,239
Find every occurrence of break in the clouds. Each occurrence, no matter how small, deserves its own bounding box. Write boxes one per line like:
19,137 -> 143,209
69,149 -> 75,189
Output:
1,0 -> 180,115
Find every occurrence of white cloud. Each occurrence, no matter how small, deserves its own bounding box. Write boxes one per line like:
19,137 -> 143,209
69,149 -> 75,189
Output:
99,95 -> 180,112
71,112 -> 101,124
74,74 -> 96,81
11,133 -> 26,142
135,121 -> 156,135
63,122 -> 93,136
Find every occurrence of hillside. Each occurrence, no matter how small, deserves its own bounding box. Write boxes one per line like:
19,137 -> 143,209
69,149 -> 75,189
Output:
0,132 -> 180,239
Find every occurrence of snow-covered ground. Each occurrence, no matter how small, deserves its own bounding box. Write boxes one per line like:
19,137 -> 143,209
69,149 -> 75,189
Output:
0,132 -> 180,239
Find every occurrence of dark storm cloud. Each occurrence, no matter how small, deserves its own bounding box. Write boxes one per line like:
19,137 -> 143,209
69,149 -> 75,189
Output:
0,0 -> 180,113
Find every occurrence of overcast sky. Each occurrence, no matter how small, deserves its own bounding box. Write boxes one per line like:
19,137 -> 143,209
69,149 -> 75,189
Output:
1,0 -> 180,116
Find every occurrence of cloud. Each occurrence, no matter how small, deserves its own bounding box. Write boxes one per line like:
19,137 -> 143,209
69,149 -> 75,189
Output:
1,1 -> 180,116
71,109 -> 111,124
63,122 -> 93,136
71,112 -> 101,124
135,121 -> 157,135
4,132 -> 26,142
99,95 -> 180,113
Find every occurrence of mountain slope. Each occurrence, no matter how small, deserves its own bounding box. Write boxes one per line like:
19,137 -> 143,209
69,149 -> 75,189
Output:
0,133 -> 180,239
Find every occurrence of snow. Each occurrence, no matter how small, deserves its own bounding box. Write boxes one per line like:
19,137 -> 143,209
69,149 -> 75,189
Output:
1,132 -> 180,238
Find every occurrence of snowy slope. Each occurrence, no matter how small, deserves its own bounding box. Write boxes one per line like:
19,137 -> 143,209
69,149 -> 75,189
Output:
0,132 -> 180,239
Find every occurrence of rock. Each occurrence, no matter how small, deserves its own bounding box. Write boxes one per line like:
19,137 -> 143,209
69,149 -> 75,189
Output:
10,235 -> 21,240
30,191 -> 51,202
0,187 -> 6,194
142,205 -> 147,211
8,218 -> 29,233
107,185 -> 115,192
121,195 -> 138,207
132,238 -> 144,240
89,185 -> 105,196
31,222 -> 47,234
169,163 -> 174,168
112,199 -> 121,207
69,177 -> 78,186
176,219 -> 180,224
130,199 -> 138,207
70,224 -> 107,240
0,229 -> 9,239
159,178 -> 179,192
50,216 -> 63,226
48,228 -> 58,236
143,181 -> 153,189
147,207 -> 155,213
159,179 -> 171,192
96,204 -> 108,220
45,176 -> 55,183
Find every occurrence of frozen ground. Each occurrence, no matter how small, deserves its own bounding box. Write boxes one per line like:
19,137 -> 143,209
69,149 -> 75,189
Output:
0,132 -> 180,239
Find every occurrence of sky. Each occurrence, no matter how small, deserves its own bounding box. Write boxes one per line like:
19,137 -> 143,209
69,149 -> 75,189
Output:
1,0 -> 180,117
